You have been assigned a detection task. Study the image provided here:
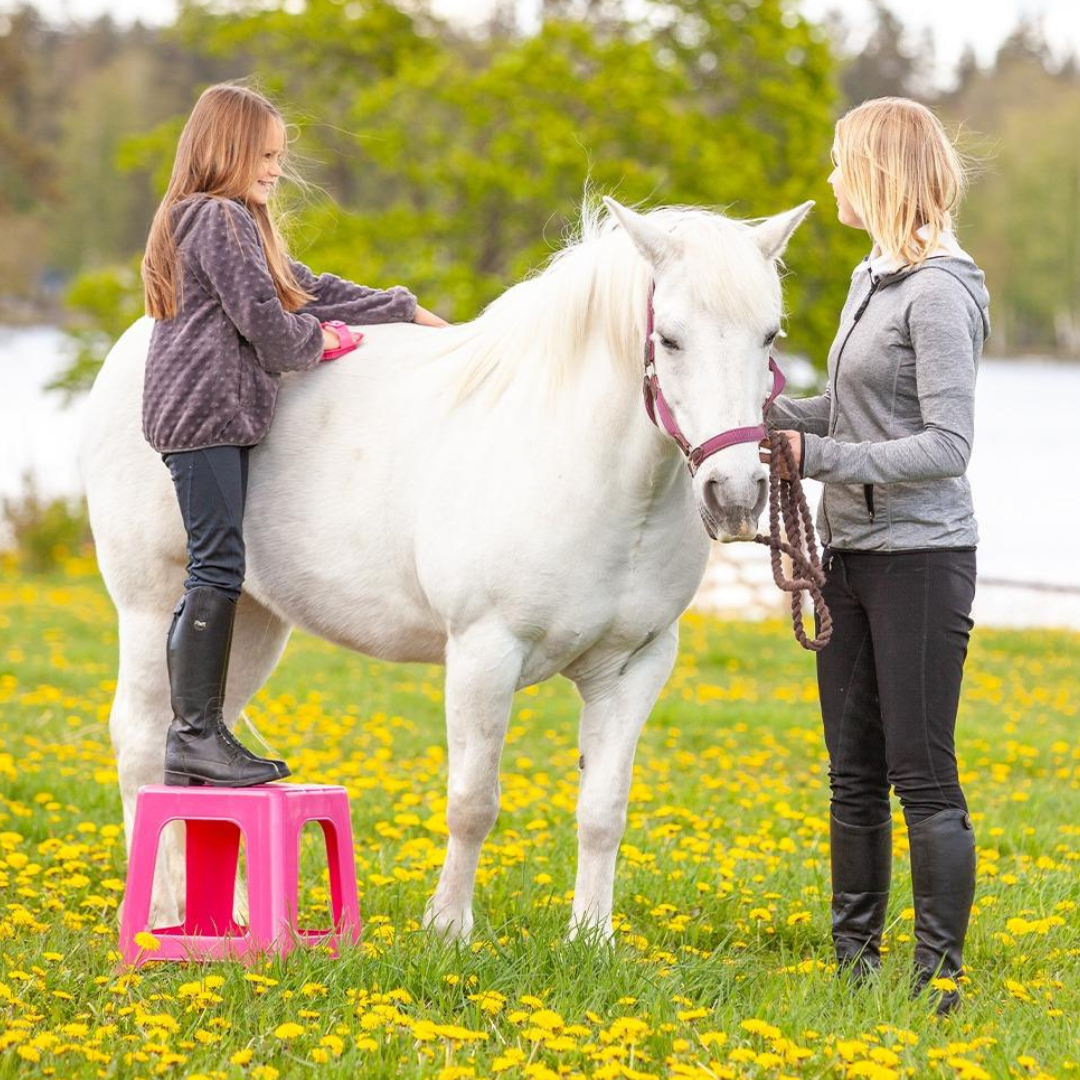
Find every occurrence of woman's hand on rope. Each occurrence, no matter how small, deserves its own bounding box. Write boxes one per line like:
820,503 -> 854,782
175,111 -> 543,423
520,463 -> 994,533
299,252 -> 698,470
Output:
759,430 -> 803,480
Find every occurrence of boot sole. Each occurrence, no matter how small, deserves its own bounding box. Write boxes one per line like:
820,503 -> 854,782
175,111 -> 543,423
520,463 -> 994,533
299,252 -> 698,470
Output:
164,766 -> 291,788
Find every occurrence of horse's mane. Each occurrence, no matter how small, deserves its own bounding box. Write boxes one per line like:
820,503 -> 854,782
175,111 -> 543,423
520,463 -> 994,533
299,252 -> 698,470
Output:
441,202 -> 782,405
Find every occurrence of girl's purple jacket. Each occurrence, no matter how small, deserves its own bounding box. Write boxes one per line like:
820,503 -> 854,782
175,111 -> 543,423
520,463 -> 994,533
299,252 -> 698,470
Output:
142,195 -> 416,453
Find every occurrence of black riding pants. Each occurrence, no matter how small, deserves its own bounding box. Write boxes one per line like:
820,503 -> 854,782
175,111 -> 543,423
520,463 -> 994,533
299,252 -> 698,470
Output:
163,445 -> 250,601
817,548 -> 976,828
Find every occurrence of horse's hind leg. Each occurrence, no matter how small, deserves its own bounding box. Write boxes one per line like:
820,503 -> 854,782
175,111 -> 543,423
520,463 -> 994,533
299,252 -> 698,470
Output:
424,628 -> 523,941
568,625 -> 680,940
112,592 -> 291,927
111,603 -> 184,925
221,594 -> 293,753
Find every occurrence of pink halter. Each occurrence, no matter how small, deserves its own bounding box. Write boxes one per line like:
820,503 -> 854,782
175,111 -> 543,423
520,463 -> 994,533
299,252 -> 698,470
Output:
642,284 -> 785,475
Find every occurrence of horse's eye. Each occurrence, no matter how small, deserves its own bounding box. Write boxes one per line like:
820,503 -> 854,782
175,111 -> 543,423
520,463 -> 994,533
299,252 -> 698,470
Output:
658,334 -> 681,352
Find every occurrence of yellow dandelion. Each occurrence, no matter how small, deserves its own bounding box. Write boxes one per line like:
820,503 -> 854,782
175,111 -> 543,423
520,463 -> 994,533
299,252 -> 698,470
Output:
677,1008 -> 709,1021
740,1018 -> 781,1040
848,1062 -> 898,1080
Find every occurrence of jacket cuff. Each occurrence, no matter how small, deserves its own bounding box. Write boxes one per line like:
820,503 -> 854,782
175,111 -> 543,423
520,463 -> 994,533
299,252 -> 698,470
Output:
393,287 -> 418,323
801,432 -> 823,479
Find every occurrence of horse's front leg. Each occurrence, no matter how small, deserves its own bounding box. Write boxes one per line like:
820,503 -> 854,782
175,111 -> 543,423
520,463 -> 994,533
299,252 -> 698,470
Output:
424,628 -> 522,941
568,625 -> 679,940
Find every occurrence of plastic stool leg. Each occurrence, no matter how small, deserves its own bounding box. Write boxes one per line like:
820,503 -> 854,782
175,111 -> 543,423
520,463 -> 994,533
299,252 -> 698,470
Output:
185,819 -> 242,936
119,808 -> 164,963
322,817 -> 361,942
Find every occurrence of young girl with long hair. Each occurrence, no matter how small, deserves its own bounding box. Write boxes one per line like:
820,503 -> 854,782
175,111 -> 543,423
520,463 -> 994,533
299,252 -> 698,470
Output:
142,82 -> 446,789
766,97 -> 990,1014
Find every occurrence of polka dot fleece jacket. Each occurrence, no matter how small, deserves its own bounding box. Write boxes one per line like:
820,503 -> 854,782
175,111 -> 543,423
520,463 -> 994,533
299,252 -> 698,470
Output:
142,195 -> 417,453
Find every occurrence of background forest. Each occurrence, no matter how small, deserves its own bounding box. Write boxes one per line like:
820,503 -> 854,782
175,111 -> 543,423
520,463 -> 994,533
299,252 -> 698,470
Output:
1,0 -> 1078,391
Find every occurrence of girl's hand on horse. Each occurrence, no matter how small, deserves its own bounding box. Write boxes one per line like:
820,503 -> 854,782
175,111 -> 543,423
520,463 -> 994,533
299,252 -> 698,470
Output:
413,305 -> 450,327
758,430 -> 803,481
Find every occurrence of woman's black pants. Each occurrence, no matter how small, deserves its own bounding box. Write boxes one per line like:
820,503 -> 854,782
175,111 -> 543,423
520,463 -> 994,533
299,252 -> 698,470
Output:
163,446 -> 249,602
817,548 -> 977,829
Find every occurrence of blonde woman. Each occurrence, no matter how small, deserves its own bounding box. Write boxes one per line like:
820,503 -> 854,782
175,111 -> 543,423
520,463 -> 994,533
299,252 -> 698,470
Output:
766,97 -> 989,1014
142,83 -> 446,788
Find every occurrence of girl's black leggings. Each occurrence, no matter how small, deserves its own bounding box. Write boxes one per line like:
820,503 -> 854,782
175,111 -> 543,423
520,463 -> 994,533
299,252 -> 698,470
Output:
163,445 -> 250,602
816,548 -> 977,828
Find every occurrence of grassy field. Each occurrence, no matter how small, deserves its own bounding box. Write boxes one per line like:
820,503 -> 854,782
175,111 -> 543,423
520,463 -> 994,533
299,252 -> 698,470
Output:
1,557 -> 1079,1080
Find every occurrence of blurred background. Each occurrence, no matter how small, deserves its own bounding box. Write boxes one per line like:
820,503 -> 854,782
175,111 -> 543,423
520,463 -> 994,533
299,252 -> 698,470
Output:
1,0 -> 1078,627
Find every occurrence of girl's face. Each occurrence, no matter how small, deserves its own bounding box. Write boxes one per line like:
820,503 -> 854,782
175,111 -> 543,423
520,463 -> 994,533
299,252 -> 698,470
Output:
828,143 -> 866,231
248,121 -> 286,206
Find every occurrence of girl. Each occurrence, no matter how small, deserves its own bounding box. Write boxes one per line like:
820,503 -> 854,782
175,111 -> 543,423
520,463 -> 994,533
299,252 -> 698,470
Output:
142,82 -> 446,788
765,97 -> 990,1014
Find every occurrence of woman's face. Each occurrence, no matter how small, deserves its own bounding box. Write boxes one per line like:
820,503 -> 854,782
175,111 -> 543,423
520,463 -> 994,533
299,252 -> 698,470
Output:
248,120 -> 286,206
828,143 -> 866,231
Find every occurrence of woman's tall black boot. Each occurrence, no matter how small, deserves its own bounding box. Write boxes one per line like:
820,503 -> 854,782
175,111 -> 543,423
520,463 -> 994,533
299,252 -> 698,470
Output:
831,814 -> 892,980
909,808 -> 976,1015
163,586 -> 289,787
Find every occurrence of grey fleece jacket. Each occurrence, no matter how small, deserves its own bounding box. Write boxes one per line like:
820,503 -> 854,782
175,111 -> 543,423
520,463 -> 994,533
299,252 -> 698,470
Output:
768,251 -> 991,550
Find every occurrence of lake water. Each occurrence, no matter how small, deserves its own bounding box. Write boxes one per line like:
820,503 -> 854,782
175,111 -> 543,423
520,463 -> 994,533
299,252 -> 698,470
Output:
1,325 -> 1079,630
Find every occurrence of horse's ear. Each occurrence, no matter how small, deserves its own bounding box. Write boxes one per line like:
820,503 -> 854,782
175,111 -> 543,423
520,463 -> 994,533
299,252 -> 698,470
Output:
752,201 -> 815,261
603,197 -> 678,269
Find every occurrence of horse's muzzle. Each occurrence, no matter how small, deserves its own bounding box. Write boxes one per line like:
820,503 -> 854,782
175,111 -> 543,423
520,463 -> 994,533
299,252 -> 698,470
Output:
698,473 -> 768,542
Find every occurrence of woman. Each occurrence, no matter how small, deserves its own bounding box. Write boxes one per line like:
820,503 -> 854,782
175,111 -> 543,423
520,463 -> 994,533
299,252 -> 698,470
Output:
766,97 -> 990,1014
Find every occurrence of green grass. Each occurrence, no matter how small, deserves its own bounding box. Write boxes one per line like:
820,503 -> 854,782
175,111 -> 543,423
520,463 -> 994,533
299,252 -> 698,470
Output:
1,560 -> 1079,1079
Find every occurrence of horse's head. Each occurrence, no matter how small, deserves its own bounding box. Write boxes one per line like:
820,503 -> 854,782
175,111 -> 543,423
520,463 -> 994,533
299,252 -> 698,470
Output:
604,196 -> 813,542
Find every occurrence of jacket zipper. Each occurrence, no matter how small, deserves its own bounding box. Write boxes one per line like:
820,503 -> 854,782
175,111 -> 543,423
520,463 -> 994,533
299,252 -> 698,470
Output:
823,269 -> 880,540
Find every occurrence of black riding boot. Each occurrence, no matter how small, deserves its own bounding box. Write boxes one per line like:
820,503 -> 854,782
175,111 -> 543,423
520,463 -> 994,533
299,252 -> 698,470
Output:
163,586 -> 289,787
831,814 -> 892,981
909,807 -> 976,1015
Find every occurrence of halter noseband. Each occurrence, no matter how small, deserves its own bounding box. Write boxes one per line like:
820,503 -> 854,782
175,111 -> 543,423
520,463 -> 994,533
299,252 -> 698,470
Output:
642,283 -> 785,475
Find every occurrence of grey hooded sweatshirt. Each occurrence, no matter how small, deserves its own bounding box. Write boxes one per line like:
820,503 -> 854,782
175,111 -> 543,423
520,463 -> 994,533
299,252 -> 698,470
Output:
768,244 -> 991,551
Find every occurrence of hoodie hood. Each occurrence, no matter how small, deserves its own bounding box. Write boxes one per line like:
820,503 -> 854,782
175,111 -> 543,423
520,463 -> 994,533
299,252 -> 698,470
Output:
852,232 -> 991,342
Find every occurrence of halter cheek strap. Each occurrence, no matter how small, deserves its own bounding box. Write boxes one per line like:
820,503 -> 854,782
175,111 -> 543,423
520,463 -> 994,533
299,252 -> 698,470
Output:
642,284 -> 786,475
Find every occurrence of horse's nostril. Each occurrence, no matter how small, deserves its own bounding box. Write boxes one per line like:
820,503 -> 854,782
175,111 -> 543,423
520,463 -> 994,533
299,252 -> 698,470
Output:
754,475 -> 769,517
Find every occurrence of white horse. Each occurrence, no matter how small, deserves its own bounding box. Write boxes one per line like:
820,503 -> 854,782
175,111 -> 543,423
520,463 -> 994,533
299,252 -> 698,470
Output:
81,196 -> 811,940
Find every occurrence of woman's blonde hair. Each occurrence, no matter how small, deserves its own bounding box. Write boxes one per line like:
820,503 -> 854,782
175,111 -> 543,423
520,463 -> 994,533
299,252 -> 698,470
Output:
143,82 -> 315,319
833,96 -> 967,267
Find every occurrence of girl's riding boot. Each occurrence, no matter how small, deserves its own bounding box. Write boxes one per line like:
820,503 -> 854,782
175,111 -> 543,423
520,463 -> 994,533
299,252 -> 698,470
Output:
163,586 -> 289,787
831,814 -> 892,982
909,807 -> 976,1015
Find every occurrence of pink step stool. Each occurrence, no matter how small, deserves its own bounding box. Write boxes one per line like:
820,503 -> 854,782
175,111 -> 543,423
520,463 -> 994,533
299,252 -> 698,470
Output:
119,784 -> 361,966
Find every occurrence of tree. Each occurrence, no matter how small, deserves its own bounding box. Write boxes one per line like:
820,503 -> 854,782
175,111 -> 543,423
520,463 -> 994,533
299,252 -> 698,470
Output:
941,21 -> 1080,354
50,0 -> 867,389
834,0 -> 932,104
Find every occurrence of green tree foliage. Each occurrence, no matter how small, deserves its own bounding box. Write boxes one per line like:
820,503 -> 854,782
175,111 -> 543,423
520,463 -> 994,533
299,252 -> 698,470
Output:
4,0 -> 877,382
830,0 -> 933,104
128,0 -> 861,367
0,6 -> 62,307
49,256 -> 146,398
940,24 -> 1080,354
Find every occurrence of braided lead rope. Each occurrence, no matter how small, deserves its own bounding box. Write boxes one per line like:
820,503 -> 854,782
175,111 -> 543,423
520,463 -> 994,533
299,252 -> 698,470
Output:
753,431 -> 833,651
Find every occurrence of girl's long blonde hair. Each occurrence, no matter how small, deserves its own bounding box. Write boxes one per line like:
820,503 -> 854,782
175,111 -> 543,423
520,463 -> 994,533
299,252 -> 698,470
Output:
833,97 -> 967,267
142,82 -> 315,319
